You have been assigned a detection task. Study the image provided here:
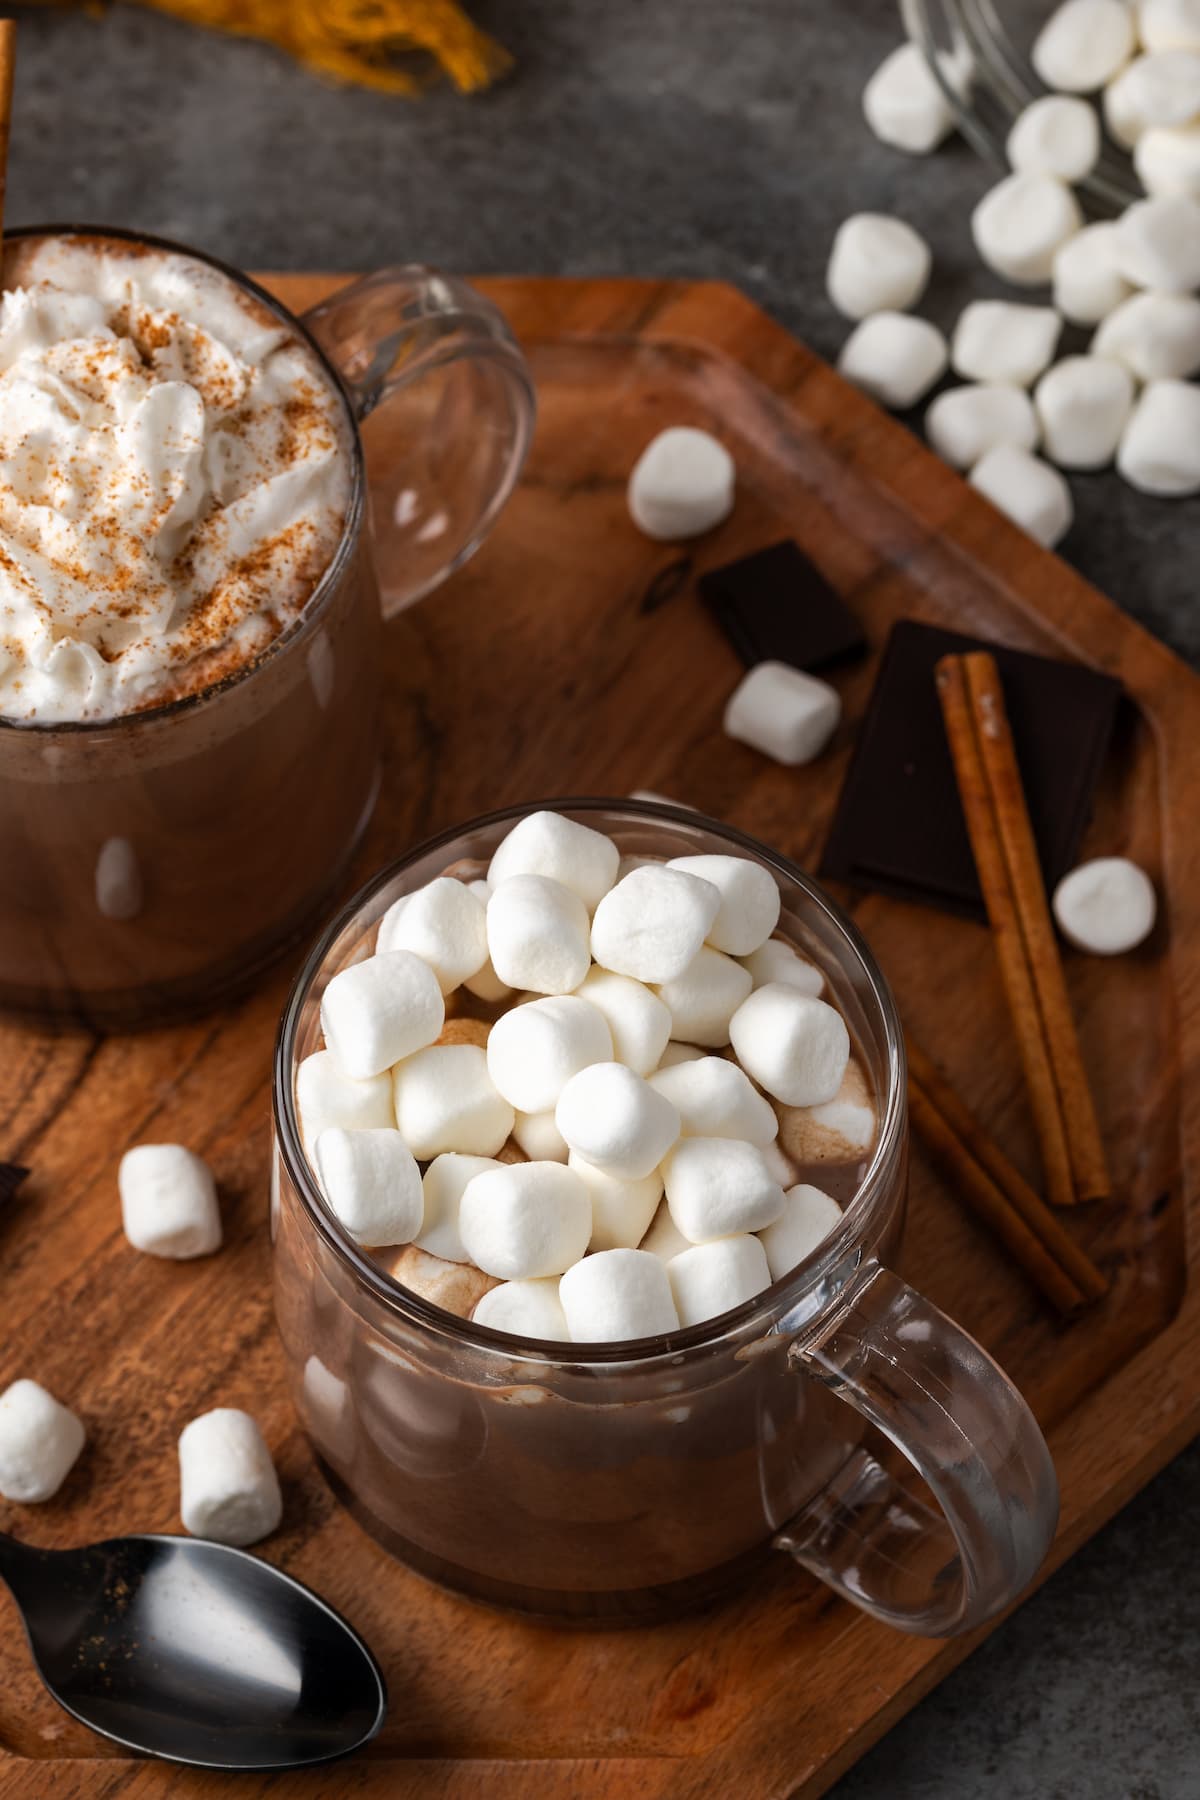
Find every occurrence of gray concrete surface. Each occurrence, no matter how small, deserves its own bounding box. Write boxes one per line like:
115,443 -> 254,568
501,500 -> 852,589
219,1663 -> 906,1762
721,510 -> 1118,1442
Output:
5,2 -> 1197,1794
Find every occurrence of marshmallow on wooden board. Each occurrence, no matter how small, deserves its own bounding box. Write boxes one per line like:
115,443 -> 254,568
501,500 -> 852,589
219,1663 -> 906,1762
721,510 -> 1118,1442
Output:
576,967 -> 672,1075
653,946 -> 753,1048
662,1138 -> 786,1244
488,811 -> 620,912
1094,291 -> 1200,380
740,938 -> 824,996
381,1243 -> 497,1317
1006,94 -> 1101,179
0,1379 -> 86,1502
1052,857 -> 1157,952
119,1143 -> 221,1260
416,1153 -> 501,1261
473,1278 -> 570,1341
925,383 -> 1040,471
590,863 -> 721,983
862,43 -> 964,154
639,1197 -> 692,1262
1135,121 -> 1200,194
314,1127 -> 423,1246
459,1161 -> 592,1280
1034,357 -> 1135,469
486,994 -> 613,1112
776,1059 -> 878,1165
969,446 -> 1074,548
555,1062 -> 681,1180
1140,0 -> 1200,53
461,879 -> 512,1003
826,213 -> 932,320
512,1109 -> 569,1162
1105,50 -> 1200,148
1112,195 -> 1200,290
667,1234 -> 772,1327
666,853 -> 781,956
648,1055 -> 779,1146
1117,378 -> 1200,492
320,951 -> 444,1081
376,877 -> 488,996
569,1152 -> 663,1251
626,427 -> 735,541
952,302 -> 1062,387
729,984 -> 851,1108
655,1040 -> 707,1069
559,1248 -> 680,1342
1053,224 -> 1135,327
1031,0 -> 1135,91
760,1184 -> 844,1281
971,173 -> 1082,285
724,661 -> 841,767
392,1043 -> 514,1159
486,875 -> 591,996
838,312 -> 949,410
178,1409 -> 282,1547
296,1050 -> 394,1153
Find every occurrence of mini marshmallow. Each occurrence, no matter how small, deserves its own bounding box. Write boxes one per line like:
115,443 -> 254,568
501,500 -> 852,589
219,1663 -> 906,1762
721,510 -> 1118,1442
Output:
0,1379 -> 86,1502
382,1243 -> 497,1316
951,302 -> 1062,387
295,1050 -> 394,1152
760,1184 -> 843,1281
969,445 -> 1074,549
459,1160 -> 592,1279
1052,857 -> 1157,952
486,994 -> 612,1112
666,853 -> 781,956
1053,224 -> 1135,326
559,1248 -> 680,1342
1094,291 -> 1200,380
1112,195 -> 1200,290
119,1143 -> 221,1259
320,951 -> 444,1081
1117,378 -> 1200,493
178,1408 -> 282,1547
639,1197 -> 692,1262
667,1234 -> 772,1326
461,879 -> 512,1002
1141,0 -> 1200,53
1034,356 -> 1135,469
655,1040 -> 706,1068
654,947 -> 753,1048
473,1278 -> 570,1340
376,877 -> 488,995
1135,121 -> 1200,194
569,1153 -> 663,1251
555,1062 -> 680,1180
972,173 -> 1082,285
729,984 -> 851,1107
512,1110 -> 569,1162
487,875 -> 591,996
314,1127 -> 423,1246
826,213 -> 932,320
649,1054 -> 779,1145
1007,95 -> 1100,179
627,427 -> 735,540
740,937 -> 824,996
1032,0 -> 1135,91
590,863 -> 721,983
724,661 -> 841,766
392,1043 -> 514,1159
862,43 -> 962,154
663,1137 -> 786,1242
488,811 -> 620,912
576,967 -> 672,1075
1105,51 -> 1200,147
416,1153 -> 501,1261
925,383 -> 1040,470
760,1140 -> 799,1188
837,312 -> 949,409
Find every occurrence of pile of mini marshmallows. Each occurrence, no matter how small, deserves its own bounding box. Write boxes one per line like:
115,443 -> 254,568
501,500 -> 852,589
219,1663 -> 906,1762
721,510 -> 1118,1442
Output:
836,0 -> 1200,547
298,810 -> 862,1348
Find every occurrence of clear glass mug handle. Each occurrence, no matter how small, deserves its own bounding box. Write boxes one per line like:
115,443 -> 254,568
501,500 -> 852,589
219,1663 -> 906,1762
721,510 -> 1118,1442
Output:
777,1262 -> 1059,1636
303,267 -> 535,618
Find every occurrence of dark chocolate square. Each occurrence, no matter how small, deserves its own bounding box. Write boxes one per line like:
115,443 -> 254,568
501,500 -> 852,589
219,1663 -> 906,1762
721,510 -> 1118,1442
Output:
698,540 -> 867,672
820,620 -> 1122,918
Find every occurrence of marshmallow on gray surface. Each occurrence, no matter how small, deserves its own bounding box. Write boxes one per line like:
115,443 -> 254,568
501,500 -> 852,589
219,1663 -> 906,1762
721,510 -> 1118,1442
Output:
576,967 -> 672,1075
0,1379 -> 86,1502
1106,50 -> 1200,147
1006,95 -> 1100,179
296,1050 -> 394,1152
473,1278 -> 569,1340
314,1127 -> 423,1246
512,1109 -> 569,1162
663,1137 -> 786,1242
1112,195 -> 1200,290
486,994 -> 612,1112
925,383 -> 1040,471
862,43 -> 961,154
838,312 -> 949,409
952,302 -> 1062,387
569,1153 -> 663,1251
417,1153 -> 501,1261
1053,857 -> 1157,953
320,951 -> 444,1081
590,863 -> 720,983
376,878 -> 488,996
1136,121 -> 1200,195
826,213 -> 932,319
119,1143 -> 221,1260
666,853 -> 780,956
740,937 -> 824,996
667,1234 -> 772,1326
639,1197 -> 692,1262
627,427 -> 735,541
1141,0 -> 1200,52
458,1160 -> 592,1279
1032,0 -> 1135,90
1117,378 -> 1200,493
1034,357 -> 1135,469
178,1408 -> 282,1548
392,1043 -> 514,1159
654,946 -> 753,1048
488,811 -> 619,912
1053,224 -> 1134,326
971,173 -> 1082,285
555,1062 -> 680,1180
486,875 -> 591,996
760,1184 -> 843,1281
1094,291 -> 1200,380
724,661 -> 841,767
729,984 -> 851,1108
969,445 -> 1074,549
559,1248 -> 680,1341
649,1054 -> 778,1145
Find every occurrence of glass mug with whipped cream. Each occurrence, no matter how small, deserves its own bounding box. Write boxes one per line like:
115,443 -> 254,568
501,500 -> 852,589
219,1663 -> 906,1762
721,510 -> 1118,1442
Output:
271,801 -> 1059,1631
0,227 -> 533,1025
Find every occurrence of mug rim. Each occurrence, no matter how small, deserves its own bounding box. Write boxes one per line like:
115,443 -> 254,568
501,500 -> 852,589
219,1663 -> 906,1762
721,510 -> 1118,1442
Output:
0,222 -> 366,736
274,797 -> 908,1367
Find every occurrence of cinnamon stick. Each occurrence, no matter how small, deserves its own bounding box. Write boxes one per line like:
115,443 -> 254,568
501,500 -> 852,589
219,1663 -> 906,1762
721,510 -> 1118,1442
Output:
0,22 -> 14,259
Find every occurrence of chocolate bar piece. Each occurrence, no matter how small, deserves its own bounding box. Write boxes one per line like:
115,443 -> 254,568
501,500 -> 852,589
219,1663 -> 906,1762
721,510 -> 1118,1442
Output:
699,540 -> 867,672
820,620 -> 1122,917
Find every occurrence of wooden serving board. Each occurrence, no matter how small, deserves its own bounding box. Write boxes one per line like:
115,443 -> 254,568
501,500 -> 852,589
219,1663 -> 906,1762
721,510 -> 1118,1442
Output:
1,276 -> 1197,1800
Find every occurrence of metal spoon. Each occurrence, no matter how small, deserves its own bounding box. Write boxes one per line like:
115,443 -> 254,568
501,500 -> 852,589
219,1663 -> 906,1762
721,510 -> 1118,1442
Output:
0,1529 -> 386,1769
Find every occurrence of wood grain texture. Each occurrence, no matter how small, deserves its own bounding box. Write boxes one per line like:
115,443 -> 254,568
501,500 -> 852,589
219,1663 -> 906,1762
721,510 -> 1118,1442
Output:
0,276 -> 1197,1800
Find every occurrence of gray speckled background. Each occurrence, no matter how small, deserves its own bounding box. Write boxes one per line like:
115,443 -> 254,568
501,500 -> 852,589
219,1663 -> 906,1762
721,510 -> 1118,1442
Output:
6,1 -> 1198,1793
